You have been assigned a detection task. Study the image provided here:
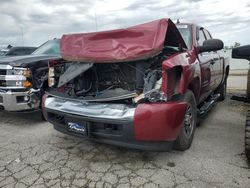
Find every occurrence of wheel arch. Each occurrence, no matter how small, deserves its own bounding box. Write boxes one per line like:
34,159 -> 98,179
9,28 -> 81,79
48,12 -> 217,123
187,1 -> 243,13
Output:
187,77 -> 201,103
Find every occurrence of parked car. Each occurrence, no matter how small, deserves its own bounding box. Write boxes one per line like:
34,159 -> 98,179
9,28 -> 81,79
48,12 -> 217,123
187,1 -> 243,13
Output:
0,39 -> 60,112
0,49 -> 9,56
0,46 -> 37,58
232,45 -> 250,160
43,18 -> 229,151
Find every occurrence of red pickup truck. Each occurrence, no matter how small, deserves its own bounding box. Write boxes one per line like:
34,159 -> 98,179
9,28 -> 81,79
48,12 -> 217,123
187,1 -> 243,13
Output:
43,18 -> 229,151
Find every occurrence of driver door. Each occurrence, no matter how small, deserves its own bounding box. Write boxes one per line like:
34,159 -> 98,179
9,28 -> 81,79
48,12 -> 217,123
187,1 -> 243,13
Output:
198,28 -> 219,101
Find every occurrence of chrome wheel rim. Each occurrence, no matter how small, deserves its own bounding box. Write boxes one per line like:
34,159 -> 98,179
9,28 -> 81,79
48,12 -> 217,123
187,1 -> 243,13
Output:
183,105 -> 194,138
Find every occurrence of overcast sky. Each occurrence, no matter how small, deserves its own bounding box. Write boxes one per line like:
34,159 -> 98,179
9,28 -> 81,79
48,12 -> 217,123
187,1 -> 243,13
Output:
0,0 -> 249,47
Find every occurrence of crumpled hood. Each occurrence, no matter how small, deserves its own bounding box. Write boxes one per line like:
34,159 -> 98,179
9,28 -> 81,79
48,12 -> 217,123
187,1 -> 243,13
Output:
60,18 -> 187,63
0,54 -> 61,67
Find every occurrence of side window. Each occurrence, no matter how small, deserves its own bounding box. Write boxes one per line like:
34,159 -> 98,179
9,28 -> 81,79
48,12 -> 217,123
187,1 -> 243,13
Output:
198,29 -> 206,46
203,29 -> 212,40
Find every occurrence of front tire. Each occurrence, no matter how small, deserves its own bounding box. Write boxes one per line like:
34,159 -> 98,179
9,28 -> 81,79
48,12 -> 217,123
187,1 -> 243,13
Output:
174,90 -> 197,151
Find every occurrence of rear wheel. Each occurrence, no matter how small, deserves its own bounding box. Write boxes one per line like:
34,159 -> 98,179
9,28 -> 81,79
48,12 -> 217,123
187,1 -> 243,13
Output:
246,111 -> 250,161
174,90 -> 197,151
217,80 -> 227,101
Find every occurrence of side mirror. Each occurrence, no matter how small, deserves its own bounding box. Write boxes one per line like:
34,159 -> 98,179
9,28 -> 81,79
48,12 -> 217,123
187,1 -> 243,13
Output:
232,45 -> 250,61
197,39 -> 224,53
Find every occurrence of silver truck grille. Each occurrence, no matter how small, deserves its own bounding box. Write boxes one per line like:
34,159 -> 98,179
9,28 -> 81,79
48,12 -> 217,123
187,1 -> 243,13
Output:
0,80 -> 6,87
0,65 -> 11,88
0,64 -> 26,89
0,69 -> 6,75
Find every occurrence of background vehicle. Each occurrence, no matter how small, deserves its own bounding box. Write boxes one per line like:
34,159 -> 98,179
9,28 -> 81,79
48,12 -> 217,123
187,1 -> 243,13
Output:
0,46 -> 37,58
0,49 -> 9,56
43,18 -> 229,151
232,45 -> 250,160
0,39 -> 60,112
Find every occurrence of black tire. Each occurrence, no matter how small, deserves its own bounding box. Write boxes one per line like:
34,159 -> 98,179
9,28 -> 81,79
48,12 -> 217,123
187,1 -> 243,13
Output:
174,90 -> 197,151
246,111 -> 250,161
217,80 -> 227,101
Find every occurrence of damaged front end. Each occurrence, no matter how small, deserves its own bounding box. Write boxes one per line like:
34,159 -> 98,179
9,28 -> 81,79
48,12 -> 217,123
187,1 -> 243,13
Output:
48,55 -> 167,104
44,18 -> 188,150
45,52 -> 187,150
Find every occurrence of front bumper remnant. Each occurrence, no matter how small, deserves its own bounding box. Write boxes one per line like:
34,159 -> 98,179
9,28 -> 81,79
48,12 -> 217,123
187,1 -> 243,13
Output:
44,96 -> 187,151
0,89 -> 40,111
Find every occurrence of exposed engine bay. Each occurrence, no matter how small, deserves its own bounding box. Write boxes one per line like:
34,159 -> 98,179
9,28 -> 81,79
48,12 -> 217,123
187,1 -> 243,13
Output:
50,52 -> 173,104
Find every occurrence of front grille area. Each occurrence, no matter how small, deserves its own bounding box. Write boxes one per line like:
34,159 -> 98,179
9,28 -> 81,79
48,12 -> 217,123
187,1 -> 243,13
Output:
0,65 -> 27,89
91,122 -> 123,136
48,112 -> 65,124
0,80 -> 6,87
0,66 -> 9,88
47,112 -> 124,138
0,69 -> 6,75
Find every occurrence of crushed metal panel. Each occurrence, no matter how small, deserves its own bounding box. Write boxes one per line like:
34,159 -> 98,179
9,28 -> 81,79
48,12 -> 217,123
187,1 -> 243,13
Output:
58,62 -> 93,87
60,18 -> 186,63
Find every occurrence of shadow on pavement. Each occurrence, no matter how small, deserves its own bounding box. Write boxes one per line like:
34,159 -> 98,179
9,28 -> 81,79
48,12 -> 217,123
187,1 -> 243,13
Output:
0,110 -> 44,126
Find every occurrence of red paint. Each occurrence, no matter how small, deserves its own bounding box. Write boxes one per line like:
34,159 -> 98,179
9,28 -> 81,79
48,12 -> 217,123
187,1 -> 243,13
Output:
134,102 -> 187,141
47,19 -> 230,147
161,52 -> 196,98
60,19 -> 186,63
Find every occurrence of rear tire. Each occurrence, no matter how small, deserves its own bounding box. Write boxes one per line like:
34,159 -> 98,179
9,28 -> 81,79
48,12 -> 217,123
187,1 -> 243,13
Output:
217,80 -> 227,101
174,90 -> 197,151
246,111 -> 250,161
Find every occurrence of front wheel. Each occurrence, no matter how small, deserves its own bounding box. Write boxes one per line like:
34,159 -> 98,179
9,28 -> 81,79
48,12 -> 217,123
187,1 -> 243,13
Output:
174,90 -> 197,151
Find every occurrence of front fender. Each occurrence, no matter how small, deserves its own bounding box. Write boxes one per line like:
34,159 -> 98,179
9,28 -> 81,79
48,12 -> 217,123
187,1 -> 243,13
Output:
134,102 -> 188,141
161,52 -> 200,98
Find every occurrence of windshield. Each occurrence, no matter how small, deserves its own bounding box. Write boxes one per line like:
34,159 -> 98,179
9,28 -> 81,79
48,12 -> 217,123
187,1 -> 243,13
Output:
32,39 -> 60,55
176,25 -> 192,50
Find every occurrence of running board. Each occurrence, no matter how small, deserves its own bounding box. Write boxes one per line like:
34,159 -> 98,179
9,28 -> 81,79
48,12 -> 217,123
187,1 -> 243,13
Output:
198,93 -> 220,117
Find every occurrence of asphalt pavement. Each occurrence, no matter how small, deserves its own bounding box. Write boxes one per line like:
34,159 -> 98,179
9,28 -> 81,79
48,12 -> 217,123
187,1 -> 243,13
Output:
0,89 -> 249,187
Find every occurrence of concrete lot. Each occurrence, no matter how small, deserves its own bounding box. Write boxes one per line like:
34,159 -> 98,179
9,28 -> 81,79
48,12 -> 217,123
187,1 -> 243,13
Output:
0,78 -> 250,187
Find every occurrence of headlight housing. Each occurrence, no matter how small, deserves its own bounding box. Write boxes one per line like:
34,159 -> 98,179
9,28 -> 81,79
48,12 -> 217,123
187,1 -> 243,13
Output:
133,89 -> 167,103
48,67 -> 55,87
48,67 -> 55,77
10,67 -> 33,88
13,68 -> 32,77
145,89 -> 167,102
